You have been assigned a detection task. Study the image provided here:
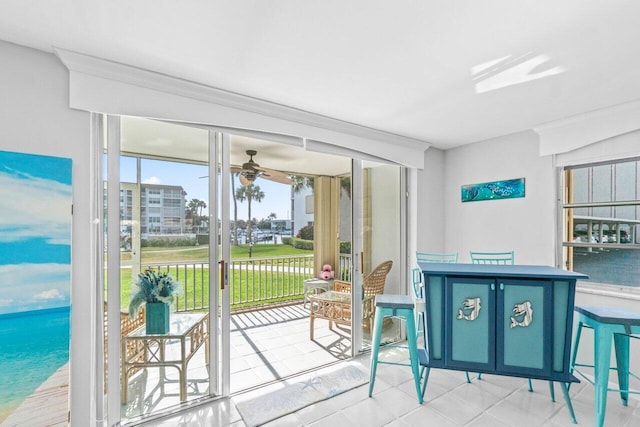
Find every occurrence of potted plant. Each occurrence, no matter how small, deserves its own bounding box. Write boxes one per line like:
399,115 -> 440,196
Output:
129,269 -> 182,334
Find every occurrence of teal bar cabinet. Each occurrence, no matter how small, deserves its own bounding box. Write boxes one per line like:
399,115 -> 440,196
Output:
418,263 -> 588,423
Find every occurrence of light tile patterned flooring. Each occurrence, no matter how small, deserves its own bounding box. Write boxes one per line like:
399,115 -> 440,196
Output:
138,304 -> 640,426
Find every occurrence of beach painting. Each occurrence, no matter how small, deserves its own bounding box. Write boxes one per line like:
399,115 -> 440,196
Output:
461,177 -> 525,202
0,150 -> 72,424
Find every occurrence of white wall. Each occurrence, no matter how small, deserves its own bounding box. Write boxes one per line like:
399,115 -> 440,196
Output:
0,41 -> 92,425
292,186 -> 313,236
415,147 -> 446,254
443,130 -> 556,264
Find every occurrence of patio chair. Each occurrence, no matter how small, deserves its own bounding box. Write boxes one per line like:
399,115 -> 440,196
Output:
103,302 -> 145,391
469,251 -> 514,264
333,260 -> 393,331
416,251 -> 458,263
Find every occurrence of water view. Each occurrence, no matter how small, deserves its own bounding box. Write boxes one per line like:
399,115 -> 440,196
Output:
0,307 -> 70,422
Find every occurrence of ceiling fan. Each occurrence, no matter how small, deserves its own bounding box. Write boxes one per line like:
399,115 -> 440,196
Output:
232,150 -> 294,186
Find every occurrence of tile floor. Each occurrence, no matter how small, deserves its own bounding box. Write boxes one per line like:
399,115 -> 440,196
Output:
144,343 -> 640,427
127,303 -> 640,426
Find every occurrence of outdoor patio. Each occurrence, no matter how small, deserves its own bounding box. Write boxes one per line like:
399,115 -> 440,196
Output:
122,302 -> 353,420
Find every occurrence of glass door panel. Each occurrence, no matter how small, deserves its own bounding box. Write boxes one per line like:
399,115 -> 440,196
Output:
105,117 -> 218,424
355,160 -> 404,351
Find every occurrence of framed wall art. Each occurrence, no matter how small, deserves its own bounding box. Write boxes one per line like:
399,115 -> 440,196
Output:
0,150 -> 72,425
461,177 -> 525,202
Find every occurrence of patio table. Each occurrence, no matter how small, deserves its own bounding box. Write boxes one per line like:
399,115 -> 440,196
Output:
121,312 -> 208,404
303,278 -> 332,307
308,290 -> 372,339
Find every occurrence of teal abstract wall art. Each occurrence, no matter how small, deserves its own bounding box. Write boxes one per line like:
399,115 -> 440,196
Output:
461,178 -> 525,202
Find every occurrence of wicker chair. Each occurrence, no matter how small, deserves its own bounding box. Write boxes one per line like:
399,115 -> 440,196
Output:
333,260 -> 393,331
103,302 -> 145,391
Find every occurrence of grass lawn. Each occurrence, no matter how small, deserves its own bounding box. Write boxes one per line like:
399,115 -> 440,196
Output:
114,243 -> 314,311
121,243 -> 312,263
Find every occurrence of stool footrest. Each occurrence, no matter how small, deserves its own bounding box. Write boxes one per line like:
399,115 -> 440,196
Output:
377,361 -> 412,368
572,365 -> 640,395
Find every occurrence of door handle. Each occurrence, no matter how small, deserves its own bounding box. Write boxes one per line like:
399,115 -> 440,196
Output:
219,260 -> 225,290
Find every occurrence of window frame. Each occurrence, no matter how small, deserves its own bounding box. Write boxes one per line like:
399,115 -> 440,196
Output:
561,157 -> 640,287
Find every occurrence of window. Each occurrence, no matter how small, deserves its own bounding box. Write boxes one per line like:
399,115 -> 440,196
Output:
563,158 -> 640,287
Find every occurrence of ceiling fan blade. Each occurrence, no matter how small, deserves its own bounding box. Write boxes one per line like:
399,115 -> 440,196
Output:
254,166 -> 294,185
262,174 -> 294,185
239,174 -> 252,186
254,165 -> 289,179
230,166 -> 244,173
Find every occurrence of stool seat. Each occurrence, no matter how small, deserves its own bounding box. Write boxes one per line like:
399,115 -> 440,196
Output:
570,305 -> 640,427
368,294 -> 424,404
575,306 -> 640,334
375,294 -> 414,309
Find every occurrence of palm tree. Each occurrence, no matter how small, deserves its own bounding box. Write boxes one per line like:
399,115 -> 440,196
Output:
187,198 -> 207,232
235,184 -> 265,244
187,199 -> 201,232
231,172 -> 239,245
196,199 -> 207,232
292,174 -> 350,197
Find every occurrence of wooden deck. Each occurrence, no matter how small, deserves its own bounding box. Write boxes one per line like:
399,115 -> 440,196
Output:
1,363 -> 69,427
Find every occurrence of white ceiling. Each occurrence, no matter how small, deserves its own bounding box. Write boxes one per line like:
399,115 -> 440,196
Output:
2,1 -> 640,151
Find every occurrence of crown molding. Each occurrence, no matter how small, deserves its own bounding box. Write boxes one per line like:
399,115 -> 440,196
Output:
534,99 -> 640,156
55,48 -> 431,152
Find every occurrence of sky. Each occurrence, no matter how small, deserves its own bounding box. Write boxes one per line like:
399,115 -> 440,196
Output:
0,150 -> 72,314
120,156 -> 294,221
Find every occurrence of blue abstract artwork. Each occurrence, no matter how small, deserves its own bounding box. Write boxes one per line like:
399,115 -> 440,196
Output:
0,150 -> 72,424
461,178 -> 525,202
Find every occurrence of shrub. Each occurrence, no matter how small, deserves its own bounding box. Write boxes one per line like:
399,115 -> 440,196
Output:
297,224 -> 314,240
339,241 -> 351,254
339,266 -> 352,281
282,236 -> 293,246
142,237 -> 196,247
292,238 -> 314,250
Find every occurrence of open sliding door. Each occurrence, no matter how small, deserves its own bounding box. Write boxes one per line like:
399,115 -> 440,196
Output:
351,159 -> 406,353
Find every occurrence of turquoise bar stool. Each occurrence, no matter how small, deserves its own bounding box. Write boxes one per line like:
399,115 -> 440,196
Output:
368,294 -> 423,403
570,306 -> 640,427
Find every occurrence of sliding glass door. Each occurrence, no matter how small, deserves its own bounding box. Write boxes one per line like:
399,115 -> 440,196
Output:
101,116 -> 408,424
352,159 -> 405,352
104,117 -> 224,424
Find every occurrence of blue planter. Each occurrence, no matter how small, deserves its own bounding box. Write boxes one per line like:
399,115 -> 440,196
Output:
145,302 -> 170,334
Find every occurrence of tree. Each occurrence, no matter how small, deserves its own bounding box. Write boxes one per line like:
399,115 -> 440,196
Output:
231,172 -> 239,245
291,175 -> 314,194
292,175 -> 350,197
235,184 -> 265,244
196,199 -> 207,232
187,198 -> 207,233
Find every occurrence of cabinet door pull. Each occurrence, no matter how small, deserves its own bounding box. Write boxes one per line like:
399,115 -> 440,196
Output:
500,282 -> 504,290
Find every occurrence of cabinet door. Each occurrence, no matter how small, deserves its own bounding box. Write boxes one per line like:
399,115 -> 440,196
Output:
497,279 -> 551,378
445,277 -> 495,372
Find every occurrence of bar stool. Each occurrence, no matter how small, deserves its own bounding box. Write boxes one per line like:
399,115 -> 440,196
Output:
368,294 -> 423,403
570,306 -> 640,427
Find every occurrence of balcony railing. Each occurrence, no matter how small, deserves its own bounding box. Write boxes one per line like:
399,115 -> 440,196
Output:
143,253 -> 353,312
